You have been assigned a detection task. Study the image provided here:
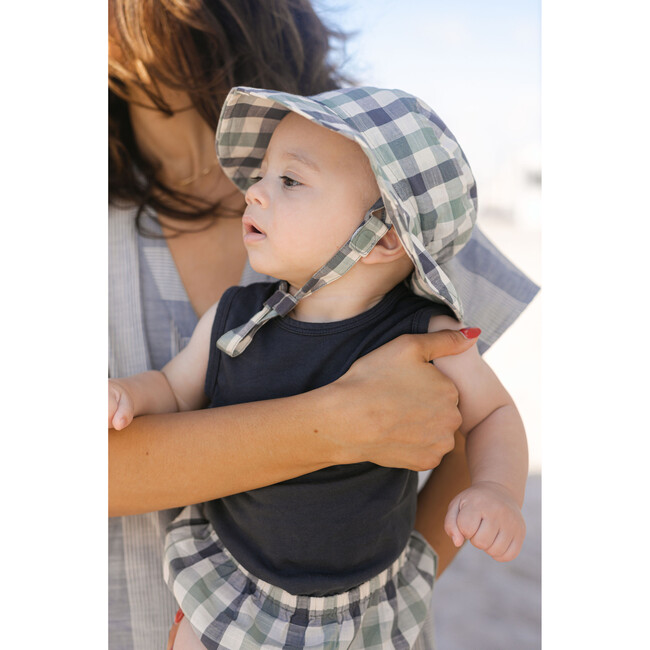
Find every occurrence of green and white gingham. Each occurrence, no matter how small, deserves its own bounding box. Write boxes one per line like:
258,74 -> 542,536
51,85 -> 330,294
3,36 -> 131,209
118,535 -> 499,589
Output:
216,86 -> 478,323
217,202 -> 389,356
164,505 -> 437,650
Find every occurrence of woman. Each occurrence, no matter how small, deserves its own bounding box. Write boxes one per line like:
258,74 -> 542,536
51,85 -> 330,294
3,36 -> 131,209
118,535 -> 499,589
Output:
108,1 -> 538,648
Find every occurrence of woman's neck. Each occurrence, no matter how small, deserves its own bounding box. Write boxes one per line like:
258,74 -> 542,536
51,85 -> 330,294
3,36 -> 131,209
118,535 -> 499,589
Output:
130,102 -> 218,187
127,88 -> 245,224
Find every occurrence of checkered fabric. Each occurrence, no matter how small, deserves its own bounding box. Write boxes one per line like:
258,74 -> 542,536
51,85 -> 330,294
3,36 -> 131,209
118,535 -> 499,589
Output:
217,202 -> 389,356
216,86 -> 477,325
164,505 -> 437,650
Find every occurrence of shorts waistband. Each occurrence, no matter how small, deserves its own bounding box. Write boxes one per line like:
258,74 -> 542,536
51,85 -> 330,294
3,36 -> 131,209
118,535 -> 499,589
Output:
218,530 -> 422,615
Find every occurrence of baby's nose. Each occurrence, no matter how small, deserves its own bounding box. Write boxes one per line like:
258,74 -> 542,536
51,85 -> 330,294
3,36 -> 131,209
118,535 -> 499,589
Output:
245,179 -> 267,207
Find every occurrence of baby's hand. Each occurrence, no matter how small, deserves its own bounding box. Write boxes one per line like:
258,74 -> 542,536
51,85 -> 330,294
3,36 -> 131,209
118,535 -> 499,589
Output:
444,481 -> 526,562
108,379 -> 134,430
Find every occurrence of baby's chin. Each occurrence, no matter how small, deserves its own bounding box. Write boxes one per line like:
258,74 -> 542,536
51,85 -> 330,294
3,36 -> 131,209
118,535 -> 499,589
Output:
247,254 -> 274,278
248,262 -> 306,290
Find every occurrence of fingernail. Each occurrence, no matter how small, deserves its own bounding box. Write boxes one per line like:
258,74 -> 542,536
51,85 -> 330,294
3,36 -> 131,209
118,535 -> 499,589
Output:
459,327 -> 481,339
175,609 -> 184,624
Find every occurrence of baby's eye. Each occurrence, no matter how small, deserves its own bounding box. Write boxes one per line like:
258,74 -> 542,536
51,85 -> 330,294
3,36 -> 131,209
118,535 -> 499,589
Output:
281,176 -> 302,188
249,175 -> 263,184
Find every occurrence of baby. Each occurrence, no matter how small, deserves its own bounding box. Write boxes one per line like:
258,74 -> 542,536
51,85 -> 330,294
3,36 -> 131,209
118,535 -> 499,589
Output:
109,86 -> 528,649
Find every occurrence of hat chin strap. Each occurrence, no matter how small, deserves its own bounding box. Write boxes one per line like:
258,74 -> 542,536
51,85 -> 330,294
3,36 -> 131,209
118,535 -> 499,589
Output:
217,199 -> 390,357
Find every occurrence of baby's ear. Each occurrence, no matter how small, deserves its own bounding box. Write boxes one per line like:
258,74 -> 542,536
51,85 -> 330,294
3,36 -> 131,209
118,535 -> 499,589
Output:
362,228 -> 407,265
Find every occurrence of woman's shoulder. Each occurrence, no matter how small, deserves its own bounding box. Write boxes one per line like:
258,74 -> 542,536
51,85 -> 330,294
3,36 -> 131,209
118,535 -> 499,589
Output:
109,201 -> 138,220
108,203 -> 139,254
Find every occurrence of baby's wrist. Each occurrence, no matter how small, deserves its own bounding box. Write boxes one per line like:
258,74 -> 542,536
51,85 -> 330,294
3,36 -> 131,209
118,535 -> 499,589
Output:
471,480 -> 521,505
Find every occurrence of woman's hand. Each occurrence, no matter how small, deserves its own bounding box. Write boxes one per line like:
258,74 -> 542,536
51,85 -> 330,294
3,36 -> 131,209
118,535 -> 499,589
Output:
167,610 -> 209,649
322,328 -> 479,470
166,610 -> 183,650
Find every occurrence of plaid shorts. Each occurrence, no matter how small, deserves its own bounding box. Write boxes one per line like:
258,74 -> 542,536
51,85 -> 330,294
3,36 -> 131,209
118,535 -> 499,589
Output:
164,505 -> 437,649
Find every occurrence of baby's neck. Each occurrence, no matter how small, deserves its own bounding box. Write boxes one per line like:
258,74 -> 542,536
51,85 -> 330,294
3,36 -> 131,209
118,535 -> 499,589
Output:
288,291 -> 386,323
287,273 -> 403,323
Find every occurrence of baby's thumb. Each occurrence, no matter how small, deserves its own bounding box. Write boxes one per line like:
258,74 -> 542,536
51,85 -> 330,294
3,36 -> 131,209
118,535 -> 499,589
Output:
108,388 -> 119,429
444,499 -> 466,548
112,406 -> 133,431
109,386 -> 132,431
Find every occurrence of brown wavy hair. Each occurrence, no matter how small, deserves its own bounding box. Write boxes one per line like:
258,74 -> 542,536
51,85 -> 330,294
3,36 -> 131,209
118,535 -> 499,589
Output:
109,0 -> 351,230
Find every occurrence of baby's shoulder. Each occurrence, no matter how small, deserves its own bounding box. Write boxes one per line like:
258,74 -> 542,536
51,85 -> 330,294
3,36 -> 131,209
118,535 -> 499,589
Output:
427,313 -> 463,334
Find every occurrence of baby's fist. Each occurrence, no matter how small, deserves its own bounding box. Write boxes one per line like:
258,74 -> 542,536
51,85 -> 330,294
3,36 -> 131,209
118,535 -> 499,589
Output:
109,380 -> 134,430
444,481 -> 526,562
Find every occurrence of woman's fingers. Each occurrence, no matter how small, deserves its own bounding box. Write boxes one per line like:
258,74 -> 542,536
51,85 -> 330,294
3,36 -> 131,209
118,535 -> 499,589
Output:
166,609 -> 184,650
412,327 -> 480,363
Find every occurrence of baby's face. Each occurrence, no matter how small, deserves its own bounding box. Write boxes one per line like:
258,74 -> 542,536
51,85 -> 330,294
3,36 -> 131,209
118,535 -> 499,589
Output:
242,112 -> 380,286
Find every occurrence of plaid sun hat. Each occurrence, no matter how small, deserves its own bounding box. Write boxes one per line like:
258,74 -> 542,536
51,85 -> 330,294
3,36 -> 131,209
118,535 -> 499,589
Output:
216,86 -> 477,323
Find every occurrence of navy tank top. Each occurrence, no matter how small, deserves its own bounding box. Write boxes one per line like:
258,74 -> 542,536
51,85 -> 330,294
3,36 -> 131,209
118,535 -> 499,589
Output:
203,281 -> 453,596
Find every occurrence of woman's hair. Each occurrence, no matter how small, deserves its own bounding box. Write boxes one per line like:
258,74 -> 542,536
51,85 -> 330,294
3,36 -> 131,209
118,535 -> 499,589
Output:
109,0 -> 350,228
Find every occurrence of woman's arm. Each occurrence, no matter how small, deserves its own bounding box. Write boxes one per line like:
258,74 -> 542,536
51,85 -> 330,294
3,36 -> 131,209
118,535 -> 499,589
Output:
415,431 -> 470,577
109,328 -> 477,516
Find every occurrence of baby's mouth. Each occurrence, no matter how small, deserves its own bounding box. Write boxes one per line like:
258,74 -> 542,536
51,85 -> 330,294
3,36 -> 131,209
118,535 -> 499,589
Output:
242,214 -> 266,239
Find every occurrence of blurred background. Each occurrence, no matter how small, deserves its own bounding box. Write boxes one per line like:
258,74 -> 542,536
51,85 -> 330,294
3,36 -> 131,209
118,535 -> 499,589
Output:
314,1 -> 542,647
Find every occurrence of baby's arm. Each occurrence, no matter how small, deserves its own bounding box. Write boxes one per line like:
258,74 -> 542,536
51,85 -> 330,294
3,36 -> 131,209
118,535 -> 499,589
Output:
108,302 -> 217,430
428,315 -> 528,562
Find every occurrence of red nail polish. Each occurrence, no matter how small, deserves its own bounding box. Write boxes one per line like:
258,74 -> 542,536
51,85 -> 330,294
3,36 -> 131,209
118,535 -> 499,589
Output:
459,327 -> 481,339
175,609 -> 184,624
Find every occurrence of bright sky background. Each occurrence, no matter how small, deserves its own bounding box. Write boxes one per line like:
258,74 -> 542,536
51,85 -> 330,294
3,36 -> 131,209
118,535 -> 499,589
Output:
315,0 -> 541,225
